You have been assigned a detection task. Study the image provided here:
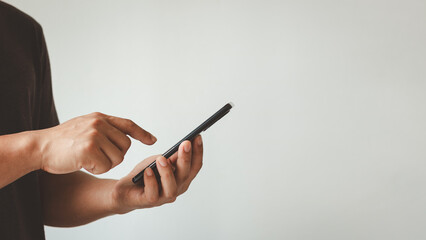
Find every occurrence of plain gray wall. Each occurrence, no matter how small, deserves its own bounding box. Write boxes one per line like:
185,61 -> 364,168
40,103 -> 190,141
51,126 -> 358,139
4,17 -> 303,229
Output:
5,0 -> 426,239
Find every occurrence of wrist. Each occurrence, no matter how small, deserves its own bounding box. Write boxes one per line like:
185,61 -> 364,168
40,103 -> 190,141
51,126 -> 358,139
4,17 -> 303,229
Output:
19,131 -> 43,172
110,182 -> 134,215
106,180 -> 127,215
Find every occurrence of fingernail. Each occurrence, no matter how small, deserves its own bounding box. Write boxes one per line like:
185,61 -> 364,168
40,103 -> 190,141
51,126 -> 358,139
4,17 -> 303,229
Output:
146,168 -> 153,177
184,142 -> 191,153
198,136 -> 203,146
151,135 -> 157,142
158,157 -> 168,167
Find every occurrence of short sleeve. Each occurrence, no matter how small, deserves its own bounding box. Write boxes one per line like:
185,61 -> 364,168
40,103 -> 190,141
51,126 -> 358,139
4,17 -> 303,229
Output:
36,25 -> 59,129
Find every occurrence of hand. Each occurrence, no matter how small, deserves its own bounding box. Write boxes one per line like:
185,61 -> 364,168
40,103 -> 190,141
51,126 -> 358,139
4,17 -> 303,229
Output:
111,135 -> 203,214
36,112 -> 156,174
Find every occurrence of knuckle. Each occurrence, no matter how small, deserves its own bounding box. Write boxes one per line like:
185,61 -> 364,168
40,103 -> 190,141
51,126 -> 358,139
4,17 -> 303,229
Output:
89,118 -> 103,128
91,112 -> 104,117
192,162 -> 203,173
164,188 -> 178,201
125,119 -> 136,129
166,196 -> 177,203
83,141 -> 97,152
146,195 -> 159,205
180,184 -> 189,194
182,153 -> 191,162
107,161 -> 113,171
97,161 -> 112,173
181,174 -> 190,182
161,171 -> 174,180
84,158 -> 112,174
124,137 -> 132,150
86,162 -> 97,173
88,129 -> 100,138
116,153 -> 125,164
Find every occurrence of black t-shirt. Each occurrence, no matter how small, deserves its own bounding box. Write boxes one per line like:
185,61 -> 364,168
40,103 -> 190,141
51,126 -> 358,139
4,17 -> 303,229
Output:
0,2 -> 59,239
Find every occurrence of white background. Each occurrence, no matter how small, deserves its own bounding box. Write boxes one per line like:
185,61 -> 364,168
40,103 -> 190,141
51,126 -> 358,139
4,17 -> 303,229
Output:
5,0 -> 426,239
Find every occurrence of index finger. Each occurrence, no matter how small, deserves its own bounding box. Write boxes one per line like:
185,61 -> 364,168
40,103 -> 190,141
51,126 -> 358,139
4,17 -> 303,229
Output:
105,115 -> 157,145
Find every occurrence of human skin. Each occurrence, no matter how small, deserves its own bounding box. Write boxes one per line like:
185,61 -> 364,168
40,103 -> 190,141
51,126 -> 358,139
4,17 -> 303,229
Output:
0,112 -> 203,226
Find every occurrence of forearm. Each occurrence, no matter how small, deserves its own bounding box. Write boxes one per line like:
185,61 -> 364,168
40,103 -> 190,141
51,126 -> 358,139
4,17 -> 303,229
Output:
39,136 -> 203,227
0,131 -> 41,189
39,171 -> 118,227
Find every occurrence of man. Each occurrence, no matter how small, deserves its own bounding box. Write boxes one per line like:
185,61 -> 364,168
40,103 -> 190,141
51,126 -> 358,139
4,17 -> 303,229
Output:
0,2 -> 203,239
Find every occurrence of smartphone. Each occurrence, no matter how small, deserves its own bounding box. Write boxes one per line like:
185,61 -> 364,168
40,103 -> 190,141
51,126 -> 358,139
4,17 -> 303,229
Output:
132,102 -> 234,185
